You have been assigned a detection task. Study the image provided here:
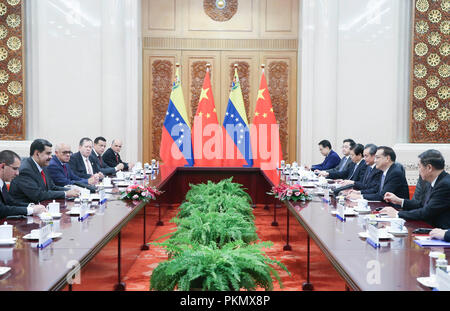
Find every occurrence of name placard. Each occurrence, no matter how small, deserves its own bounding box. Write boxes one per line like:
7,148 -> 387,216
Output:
336,203 -> 346,222
78,201 -> 89,221
367,223 -> 380,248
37,224 -> 53,249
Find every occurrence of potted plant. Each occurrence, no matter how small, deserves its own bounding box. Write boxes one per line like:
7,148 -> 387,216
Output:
154,210 -> 259,255
150,241 -> 290,291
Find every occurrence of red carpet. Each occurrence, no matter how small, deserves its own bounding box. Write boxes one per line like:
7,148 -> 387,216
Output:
123,204 -> 347,291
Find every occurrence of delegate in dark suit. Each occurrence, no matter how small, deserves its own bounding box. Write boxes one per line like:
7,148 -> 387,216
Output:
90,151 -> 115,176
328,160 -> 367,182
326,156 -> 353,174
47,155 -> 89,187
311,150 -> 341,171
102,148 -> 129,171
400,176 -> 431,211
9,157 -> 67,204
362,162 -> 409,202
353,165 -> 383,194
69,151 -> 98,179
0,182 -> 28,218
398,171 -> 450,228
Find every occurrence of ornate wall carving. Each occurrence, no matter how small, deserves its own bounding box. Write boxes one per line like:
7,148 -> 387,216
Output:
203,0 -> 238,22
151,60 -> 173,160
267,61 -> 289,160
190,61 -> 209,125
410,0 -> 449,143
0,0 -> 24,140
228,61 -> 250,117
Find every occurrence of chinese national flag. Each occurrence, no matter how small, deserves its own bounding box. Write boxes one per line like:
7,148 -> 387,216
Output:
192,67 -> 223,167
251,69 -> 283,170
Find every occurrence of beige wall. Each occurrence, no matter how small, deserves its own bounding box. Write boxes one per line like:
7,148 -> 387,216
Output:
142,0 -> 299,163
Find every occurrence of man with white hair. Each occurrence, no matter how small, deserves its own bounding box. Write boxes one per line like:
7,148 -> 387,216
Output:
48,143 -> 99,187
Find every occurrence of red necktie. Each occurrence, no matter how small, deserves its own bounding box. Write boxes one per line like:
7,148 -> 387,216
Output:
115,153 -> 119,163
41,170 -> 47,185
63,164 -> 68,177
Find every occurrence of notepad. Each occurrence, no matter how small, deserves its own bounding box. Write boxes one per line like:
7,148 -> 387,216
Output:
414,238 -> 450,247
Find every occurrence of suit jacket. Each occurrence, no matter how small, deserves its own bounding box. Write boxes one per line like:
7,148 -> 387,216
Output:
398,171 -> 450,228
445,230 -> 450,243
362,162 -> 409,202
311,150 -> 341,171
69,152 -> 98,179
47,155 -> 89,187
0,180 -> 27,218
9,157 -> 67,204
90,151 -> 116,176
328,160 -> 367,182
354,165 -> 383,194
102,148 -> 129,171
326,156 -> 352,174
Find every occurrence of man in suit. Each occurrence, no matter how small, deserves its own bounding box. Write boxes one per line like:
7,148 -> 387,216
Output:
48,143 -> 98,187
69,137 -> 104,180
340,144 -> 382,195
383,175 -> 431,211
307,140 -> 340,171
321,143 -> 366,180
381,149 -> 450,228
430,228 -> 450,242
9,139 -> 80,204
347,146 -> 409,203
317,138 -> 355,177
90,137 -> 124,176
0,150 -> 47,218
102,139 -> 134,171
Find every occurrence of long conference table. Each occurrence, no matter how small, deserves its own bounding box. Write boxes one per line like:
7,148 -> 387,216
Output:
0,166 -> 444,291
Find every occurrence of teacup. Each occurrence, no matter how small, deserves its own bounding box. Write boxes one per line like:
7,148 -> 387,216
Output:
116,171 -> 125,179
47,201 -> 60,215
103,177 -> 111,186
390,218 -> 406,232
0,223 -> 12,240
357,199 -> 369,209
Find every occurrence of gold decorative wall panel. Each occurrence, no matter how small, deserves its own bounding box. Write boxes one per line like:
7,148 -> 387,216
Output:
410,0 -> 449,143
0,0 -> 24,140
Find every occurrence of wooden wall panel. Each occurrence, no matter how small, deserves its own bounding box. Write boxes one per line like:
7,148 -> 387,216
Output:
181,51 -> 221,126
220,52 -> 259,123
143,50 -> 181,162
262,52 -> 297,162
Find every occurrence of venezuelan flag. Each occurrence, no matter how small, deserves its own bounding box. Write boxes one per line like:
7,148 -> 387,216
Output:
159,65 -> 194,167
222,67 -> 253,167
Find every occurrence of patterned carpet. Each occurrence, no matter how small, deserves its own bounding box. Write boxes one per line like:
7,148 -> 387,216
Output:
123,204 -> 347,291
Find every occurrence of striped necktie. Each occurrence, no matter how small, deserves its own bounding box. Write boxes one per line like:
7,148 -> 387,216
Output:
339,157 -> 348,172
379,173 -> 386,192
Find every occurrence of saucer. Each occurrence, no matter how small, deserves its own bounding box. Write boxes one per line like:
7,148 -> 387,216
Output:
387,226 -> 408,235
50,212 -> 62,218
331,209 -> 358,216
354,207 -> 371,214
0,267 -> 11,276
23,232 -> 62,240
66,209 -> 95,216
0,238 -> 16,246
358,231 -> 394,240
417,276 -> 437,288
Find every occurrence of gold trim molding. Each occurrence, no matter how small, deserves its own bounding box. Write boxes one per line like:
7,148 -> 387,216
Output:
143,37 -> 298,51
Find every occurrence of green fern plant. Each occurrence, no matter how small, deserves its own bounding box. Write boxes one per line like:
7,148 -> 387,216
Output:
158,210 -> 258,251
186,178 -> 252,204
150,241 -> 290,291
177,194 -> 254,221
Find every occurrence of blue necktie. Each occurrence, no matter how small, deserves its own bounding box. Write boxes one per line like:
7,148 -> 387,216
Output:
379,173 -> 386,192
363,166 -> 372,184
339,157 -> 348,172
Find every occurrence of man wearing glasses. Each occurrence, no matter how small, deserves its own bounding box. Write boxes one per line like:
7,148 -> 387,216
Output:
0,150 -> 47,218
347,146 -> 409,203
47,143 -> 99,187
